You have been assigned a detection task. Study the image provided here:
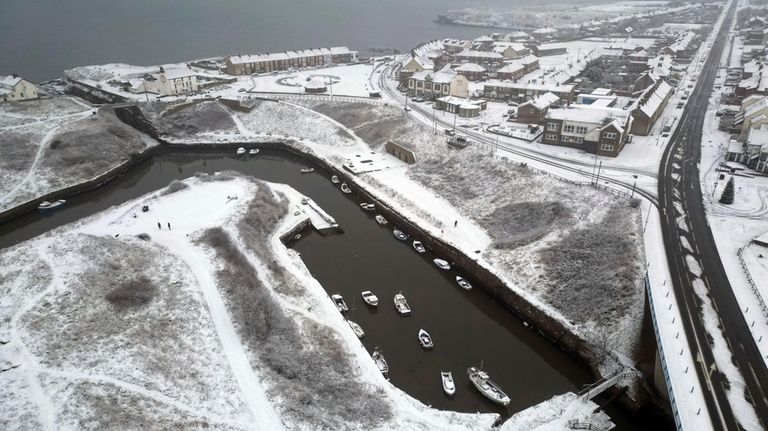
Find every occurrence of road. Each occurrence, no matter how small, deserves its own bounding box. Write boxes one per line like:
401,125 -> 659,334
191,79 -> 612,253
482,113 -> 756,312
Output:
658,0 -> 768,429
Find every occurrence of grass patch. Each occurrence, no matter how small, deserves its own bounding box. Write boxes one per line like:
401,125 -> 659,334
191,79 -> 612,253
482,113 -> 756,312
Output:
105,276 -> 156,309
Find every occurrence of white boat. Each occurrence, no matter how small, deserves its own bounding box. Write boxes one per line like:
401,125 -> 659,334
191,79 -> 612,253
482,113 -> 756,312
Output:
341,183 -> 352,194
375,215 -> 388,225
348,320 -> 365,338
331,294 -> 348,313
433,259 -> 451,270
393,229 -> 408,241
300,168 -> 315,173
361,290 -> 379,307
359,203 -> 375,211
37,199 -> 66,211
394,292 -> 411,316
331,175 -> 340,184
441,371 -> 456,396
456,276 -> 472,290
467,367 -> 510,406
301,197 -> 310,205
236,147 -> 246,155
372,348 -> 389,377
412,240 -> 426,253
248,148 -> 259,155
418,329 -> 433,349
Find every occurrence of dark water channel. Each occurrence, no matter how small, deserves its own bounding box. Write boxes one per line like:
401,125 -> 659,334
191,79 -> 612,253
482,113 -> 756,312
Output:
0,149 -> 670,429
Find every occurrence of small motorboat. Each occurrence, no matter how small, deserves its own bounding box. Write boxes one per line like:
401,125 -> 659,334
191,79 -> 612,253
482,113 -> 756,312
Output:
331,175 -> 340,184
418,329 -> 434,349
456,276 -> 472,290
433,259 -> 451,270
348,320 -> 365,338
394,292 -> 411,316
331,294 -> 348,313
301,197 -> 310,205
37,199 -> 66,211
341,183 -> 352,194
441,371 -> 456,396
393,229 -> 408,241
375,215 -> 388,225
372,348 -> 389,377
359,203 -> 375,211
467,367 -> 510,406
361,290 -> 379,307
412,240 -> 426,253
248,148 -> 260,155
300,168 -> 315,173
236,147 -> 246,155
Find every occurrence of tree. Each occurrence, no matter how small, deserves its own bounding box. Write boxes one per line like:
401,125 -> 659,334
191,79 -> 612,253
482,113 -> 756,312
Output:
719,177 -> 735,204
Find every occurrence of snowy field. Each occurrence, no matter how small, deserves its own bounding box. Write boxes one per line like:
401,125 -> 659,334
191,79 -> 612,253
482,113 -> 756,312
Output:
0,97 -> 158,212
0,173 -> 509,430
247,63 -> 379,98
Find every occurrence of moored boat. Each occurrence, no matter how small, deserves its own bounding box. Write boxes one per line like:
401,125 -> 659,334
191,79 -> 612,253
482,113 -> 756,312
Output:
37,199 -> 66,211
375,215 -> 388,225
331,175 -> 340,184
418,329 -> 433,349
412,240 -> 426,253
348,320 -> 365,338
372,348 -> 389,377
248,148 -> 259,155
331,294 -> 348,313
359,203 -> 375,211
341,183 -> 352,194
456,276 -> 472,290
467,367 -> 510,406
361,290 -> 379,307
433,258 -> 450,270
300,168 -> 315,173
236,147 -> 246,155
393,229 -> 408,241
441,371 -> 456,396
394,292 -> 411,315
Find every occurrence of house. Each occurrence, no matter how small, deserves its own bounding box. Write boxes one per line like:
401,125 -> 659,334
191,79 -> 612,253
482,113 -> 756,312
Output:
531,27 -> 558,41
441,39 -> 473,54
745,16 -> 767,29
435,96 -> 487,118
745,27 -> 768,45
516,92 -> 560,124
455,63 -> 487,81
576,89 -> 618,107
492,42 -> 530,59
730,95 -> 768,136
472,35 -> 495,51
728,125 -> 768,172
736,66 -> 768,98
129,67 -> 200,96
495,56 -> 540,81
483,81 -> 575,104
532,43 -> 568,57
0,75 -> 38,102
662,32 -> 697,59
541,105 -> 633,157
407,66 -> 469,99
452,50 -> 504,67
630,80 -> 674,135
399,56 -> 433,84
224,47 -> 357,75
507,31 -> 531,42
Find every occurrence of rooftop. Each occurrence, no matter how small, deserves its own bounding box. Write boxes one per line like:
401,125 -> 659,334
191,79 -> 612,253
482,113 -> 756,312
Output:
546,104 -> 630,125
227,47 -> 355,65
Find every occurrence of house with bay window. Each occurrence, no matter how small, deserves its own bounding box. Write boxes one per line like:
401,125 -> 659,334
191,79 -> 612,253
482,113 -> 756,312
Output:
541,105 -> 633,157
407,66 -> 469,100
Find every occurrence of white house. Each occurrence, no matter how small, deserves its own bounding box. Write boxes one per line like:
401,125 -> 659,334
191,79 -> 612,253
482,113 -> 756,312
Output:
407,66 -> 469,99
0,75 -> 38,102
129,67 -> 200,96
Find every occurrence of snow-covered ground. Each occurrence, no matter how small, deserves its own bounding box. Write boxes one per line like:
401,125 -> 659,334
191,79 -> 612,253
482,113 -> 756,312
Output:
0,97 -> 158,212
247,63 -> 379,98
0,172 -> 612,429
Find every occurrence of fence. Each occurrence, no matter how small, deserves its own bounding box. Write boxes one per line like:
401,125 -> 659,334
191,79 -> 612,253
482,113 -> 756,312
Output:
736,246 -> 768,320
246,91 -> 386,106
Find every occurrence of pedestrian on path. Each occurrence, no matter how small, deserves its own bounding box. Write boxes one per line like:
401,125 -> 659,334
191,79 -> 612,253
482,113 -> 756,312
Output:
167,222 -> 171,230
157,222 -> 161,230
454,220 -> 458,227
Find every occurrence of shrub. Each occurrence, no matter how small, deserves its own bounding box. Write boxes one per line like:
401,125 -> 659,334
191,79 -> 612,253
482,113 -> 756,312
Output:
160,179 -> 189,196
105,276 -> 156,308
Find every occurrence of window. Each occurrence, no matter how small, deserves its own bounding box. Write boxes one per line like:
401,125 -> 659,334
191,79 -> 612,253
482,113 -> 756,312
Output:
561,135 -> 583,144
544,133 -> 558,141
601,144 -> 615,152
546,122 -> 559,131
575,126 -> 588,134
563,124 -> 574,133
603,131 -> 618,139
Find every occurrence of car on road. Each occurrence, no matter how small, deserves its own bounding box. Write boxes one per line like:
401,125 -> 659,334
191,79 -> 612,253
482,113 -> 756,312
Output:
677,102 -> 684,109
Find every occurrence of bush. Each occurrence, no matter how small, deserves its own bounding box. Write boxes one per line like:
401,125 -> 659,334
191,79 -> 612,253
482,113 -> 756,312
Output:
105,276 -> 156,309
160,179 -> 189,196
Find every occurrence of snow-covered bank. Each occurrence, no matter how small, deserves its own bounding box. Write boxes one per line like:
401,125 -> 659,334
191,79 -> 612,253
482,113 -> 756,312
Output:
0,173 -> 506,430
0,97 -> 159,214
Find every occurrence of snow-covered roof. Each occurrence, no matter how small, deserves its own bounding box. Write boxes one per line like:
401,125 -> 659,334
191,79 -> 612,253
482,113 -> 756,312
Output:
546,104 -> 630,126
592,88 -> 613,96
521,92 -> 560,110
437,96 -> 484,108
492,42 -> 527,53
158,67 -> 198,80
665,31 -> 695,53
454,49 -> 503,60
532,27 -> 557,34
748,124 -> 768,146
507,31 -> 529,39
474,35 -> 494,42
633,80 -> 673,118
484,81 -> 574,93
227,47 -> 355,65
456,63 -> 486,72
0,75 -> 24,89
411,66 -> 461,84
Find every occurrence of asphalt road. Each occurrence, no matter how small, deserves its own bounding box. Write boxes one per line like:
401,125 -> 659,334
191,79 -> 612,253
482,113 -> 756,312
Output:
658,1 -> 768,429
